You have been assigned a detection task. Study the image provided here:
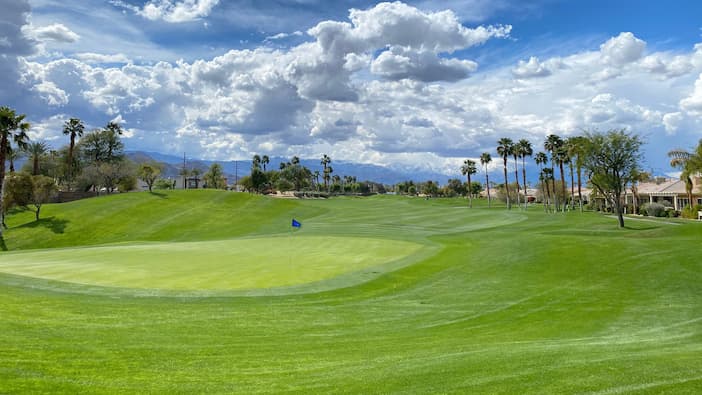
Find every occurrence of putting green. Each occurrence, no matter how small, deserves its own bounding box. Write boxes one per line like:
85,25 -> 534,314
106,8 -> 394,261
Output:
0,236 -> 425,291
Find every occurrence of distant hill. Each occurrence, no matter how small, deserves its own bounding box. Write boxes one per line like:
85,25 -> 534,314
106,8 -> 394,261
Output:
126,151 -> 452,185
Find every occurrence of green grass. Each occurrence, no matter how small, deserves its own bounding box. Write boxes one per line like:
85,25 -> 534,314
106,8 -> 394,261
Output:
1,190 -> 701,393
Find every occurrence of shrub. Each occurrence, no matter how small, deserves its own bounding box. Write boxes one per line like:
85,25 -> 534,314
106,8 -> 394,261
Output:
641,202 -> 666,217
681,204 -> 702,219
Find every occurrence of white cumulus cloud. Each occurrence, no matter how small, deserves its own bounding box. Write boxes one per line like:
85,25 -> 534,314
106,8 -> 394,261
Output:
27,23 -> 80,43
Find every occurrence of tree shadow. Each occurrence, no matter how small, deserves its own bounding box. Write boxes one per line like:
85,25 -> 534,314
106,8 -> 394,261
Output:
0,236 -> 6,251
17,217 -> 69,234
149,191 -> 168,199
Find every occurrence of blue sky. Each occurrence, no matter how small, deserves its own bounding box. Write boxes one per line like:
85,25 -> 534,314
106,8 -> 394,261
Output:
3,0 -> 702,178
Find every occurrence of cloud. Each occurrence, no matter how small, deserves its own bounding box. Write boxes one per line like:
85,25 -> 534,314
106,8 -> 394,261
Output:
74,52 -> 130,64
680,73 -> 702,114
512,56 -> 563,79
27,23 -> 80,43
264,31 -> 304,42
0,0 -> 36,103
371,47 -> 478,82
140,0 -> 220,23
600,32 -> 646,66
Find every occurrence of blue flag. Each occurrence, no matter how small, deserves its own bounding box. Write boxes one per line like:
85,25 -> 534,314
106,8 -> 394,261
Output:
292,219 -> 301,228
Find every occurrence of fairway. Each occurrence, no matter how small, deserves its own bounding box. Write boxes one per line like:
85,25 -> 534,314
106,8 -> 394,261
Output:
0,236 -> 425,293
1,190 -> 701,393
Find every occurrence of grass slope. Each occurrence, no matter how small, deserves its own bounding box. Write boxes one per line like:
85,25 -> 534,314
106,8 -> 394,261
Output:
1,191 -> 701,393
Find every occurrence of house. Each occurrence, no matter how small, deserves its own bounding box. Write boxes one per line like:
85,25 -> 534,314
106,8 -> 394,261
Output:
626,177 -> 702,210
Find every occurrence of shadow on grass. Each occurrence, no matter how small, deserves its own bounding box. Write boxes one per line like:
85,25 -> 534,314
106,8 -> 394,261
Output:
17,217 -> 69,234
149,191 -> 168,199
0,236 -> 6,251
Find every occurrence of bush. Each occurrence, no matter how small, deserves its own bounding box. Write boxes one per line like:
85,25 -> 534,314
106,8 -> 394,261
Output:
681,204 -> 702,219
641,202 -> 666,217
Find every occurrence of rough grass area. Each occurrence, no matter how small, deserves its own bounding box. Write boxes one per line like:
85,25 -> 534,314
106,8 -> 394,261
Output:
1,191 -> 701,393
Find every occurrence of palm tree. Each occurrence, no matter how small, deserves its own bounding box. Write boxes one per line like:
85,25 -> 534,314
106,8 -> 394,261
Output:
509,143 -> 521,208
252,154 -> 261,171
262,155 -> 269,171
321,154 -> 331,190
668,139 -> 702,211
535,152 -> 549,211
541,168 -> 555,211
1,106 -> 30,234
63,117 -> 85,180
480,152 -> 492,208
496,138 -> 514,209
6,146 -> 22,173
517,139 -> 533,209
313,170 -> 321,191
323,165 -> 333,192
25,140 -> 49,175
544,134 -> 563,211
461,159 -> 477,208
291,156 -> 300,165
567,136 -> 587,211
555,145 -> 569,212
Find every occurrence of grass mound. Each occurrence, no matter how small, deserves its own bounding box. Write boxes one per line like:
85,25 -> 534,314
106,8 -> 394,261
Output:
0,236 -> 425,293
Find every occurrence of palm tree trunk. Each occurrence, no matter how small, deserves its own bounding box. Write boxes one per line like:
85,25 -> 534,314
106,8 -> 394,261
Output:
559,162 -> 566,212
550,163 -> 557,212
569,162 -> 575,210
467,173 -> 472,208
513,156 -> 520,208
522,157 -> 528,210
503,158 -> 510,210
485,170 -> 491,208
577,165 -> 583,212
0,134 -> 7,234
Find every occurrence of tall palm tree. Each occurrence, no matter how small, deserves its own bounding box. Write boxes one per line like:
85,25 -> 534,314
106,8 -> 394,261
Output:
496,138 -> 514,209
0,106 -> 30,234
252,154 -> 261,170
313,170 -> 320,191
323,165 -> 333,192
517,139 -> 533,209
555,146 -> 569,212
6,146 -> 22,173
25,140 -> 49,175
535,152 -> 548,211
510,143 -> 521,208
544,134 -> 563,212
461,159 -> 477,208
541,168 -> 554,212
262,155 -> 269,171
480,152 -> 492,208
63,117 -> 84,180
668,139 -> 702,211
567,136 -> 587,211
291,156 -> 300,165
321,154 -> 331,190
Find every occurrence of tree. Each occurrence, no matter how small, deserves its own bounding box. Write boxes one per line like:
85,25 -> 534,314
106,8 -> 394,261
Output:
321,154 -> 331,190
544,134 -> 563,211
31,175 -> 58,221
496,138 -> 514,209
480,152 -> 492,207
252,155 -> 261,171
63,117 -> 85,181
583,129 -> 643,228
0,107 -> 30,233
261,155 -> 269,171
137,163 -> 162,192
25,141 -> 49,175
567,136 -> 588,211
510,143 -> 521,208
517,139 -> 533,209
323,165 -> 333,192
461,159 -> 477,207
535,152 -> 549,211
668,139 -> 702,212
204,163 -> 226,189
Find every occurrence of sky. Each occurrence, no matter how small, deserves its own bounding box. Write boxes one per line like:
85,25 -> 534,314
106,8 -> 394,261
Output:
2,0 -> 702,179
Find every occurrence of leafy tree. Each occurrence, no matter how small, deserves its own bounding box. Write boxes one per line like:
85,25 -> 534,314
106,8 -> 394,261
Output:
517,139 -> 533,209
204,163 -> 227,189
2,172 -> 33,214
461,159 -> 477,207
31,175 -> 58,221
480,152 -> 492,207
583,129 -> 643,228
496,138 -> 514,209
154,178 -> 175,190
279,162 -> 312,191
137,163 -> 162,192
0,106 -> 30,233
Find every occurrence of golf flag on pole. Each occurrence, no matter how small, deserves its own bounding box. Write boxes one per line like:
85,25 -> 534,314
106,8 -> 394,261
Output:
292,219 -> 302,228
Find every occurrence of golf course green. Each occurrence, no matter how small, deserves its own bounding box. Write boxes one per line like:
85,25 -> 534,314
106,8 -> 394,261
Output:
1,190 -> 701,393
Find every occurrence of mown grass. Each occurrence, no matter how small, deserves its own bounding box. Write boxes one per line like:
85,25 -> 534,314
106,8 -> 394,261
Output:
1,190 -> 701,393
